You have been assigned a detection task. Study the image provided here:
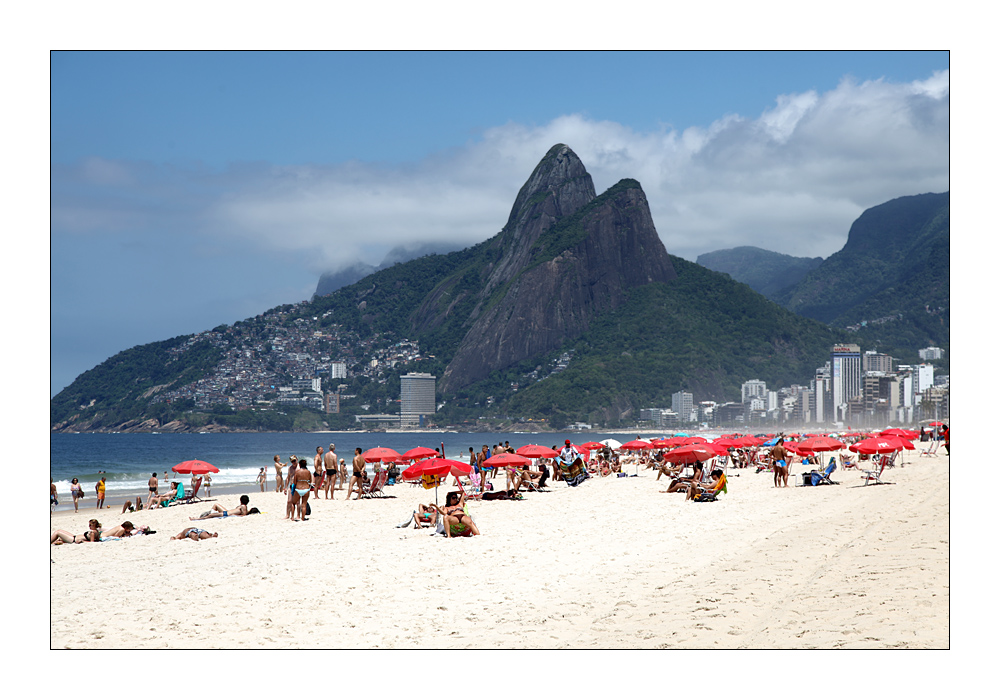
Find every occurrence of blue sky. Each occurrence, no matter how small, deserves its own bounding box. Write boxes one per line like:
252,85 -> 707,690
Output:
51,50 -> 949,396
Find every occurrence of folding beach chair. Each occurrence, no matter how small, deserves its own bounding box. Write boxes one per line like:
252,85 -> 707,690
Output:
802,459 -> 839,486
919,440 -> 939,458
861,455 -> 889,486
360,470 -> 388,499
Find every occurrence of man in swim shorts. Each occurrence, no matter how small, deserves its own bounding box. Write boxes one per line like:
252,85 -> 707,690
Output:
346,448 -> 365,501
770,438 -> 790,488
324,443 -> 339,497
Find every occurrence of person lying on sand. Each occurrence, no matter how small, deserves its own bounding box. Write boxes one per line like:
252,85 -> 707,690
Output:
51,519 -> 102,545
103,521 -> 138,538
432,492 -> 481,538
171,527 -> 219,541
190,495 -> 258,520
655,462 -> 683,482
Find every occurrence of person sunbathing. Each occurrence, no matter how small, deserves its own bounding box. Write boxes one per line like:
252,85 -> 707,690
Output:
103,521 -> 138,537
655,461 -> 683,481
687,469 -> 726,501
433,492 -> 481,538
396,503 -> 439,529
190,495 -> 258,520
147,483 -> 182,508
51,519 -> 102,545
660,462 -> 705,493
171,527 -> 219,541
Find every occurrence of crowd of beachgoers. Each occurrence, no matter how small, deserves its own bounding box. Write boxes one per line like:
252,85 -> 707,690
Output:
50,426 -> 948,545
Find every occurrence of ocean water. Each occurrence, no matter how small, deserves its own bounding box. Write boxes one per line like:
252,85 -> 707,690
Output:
49,430 -> 675,508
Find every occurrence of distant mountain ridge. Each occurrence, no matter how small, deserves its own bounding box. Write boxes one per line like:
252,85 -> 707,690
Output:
696,246 -> 823,301
773,192 -> 949,360
52,144 -> 863,432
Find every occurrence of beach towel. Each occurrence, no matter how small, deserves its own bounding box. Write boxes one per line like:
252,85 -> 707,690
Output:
557,458 -> 588,487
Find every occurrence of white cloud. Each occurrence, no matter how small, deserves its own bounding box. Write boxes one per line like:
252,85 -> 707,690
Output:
51,70 -> 949,269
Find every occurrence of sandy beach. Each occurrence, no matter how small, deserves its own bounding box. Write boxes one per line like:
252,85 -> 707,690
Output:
49,451 -> 948,649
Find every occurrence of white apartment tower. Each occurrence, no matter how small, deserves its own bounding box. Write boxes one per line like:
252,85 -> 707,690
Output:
400,373 -> 436,428
330,361 -> 348,379
671,391 -> 694,423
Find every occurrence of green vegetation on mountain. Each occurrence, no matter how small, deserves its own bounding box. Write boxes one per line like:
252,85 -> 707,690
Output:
696,246 -> 823,301
50,337 -> 222,428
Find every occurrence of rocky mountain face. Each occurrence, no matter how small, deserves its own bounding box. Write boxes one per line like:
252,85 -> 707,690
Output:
696,246 -> 823,301
436,144 -> 677,392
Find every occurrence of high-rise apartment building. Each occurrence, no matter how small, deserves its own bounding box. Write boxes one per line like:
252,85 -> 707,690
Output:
330,361 -> 348,379
400,373 -> 436,428
831,344 -> 861,422
918,347 -> 945,361
863,351 -> 893,374
741,379 -> 767,404
671,391 -> 694,423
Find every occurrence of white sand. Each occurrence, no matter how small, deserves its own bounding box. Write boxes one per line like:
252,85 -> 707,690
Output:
49,452 -> 948,649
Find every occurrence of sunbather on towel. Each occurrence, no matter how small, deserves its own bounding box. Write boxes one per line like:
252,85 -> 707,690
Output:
51,519 -> 102,545
433,492 -> 481,538
171,527 -> 219,541
103,521 -> 138,538
190,495 -> 258,520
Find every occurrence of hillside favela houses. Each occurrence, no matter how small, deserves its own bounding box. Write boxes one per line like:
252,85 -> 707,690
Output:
638,344 -> 947,431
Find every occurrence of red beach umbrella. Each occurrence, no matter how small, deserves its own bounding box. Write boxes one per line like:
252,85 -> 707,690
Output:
400,458 -> 470,480
482,453 -> 532,468
797,436 -> 846,453
680,436 -> 707,445
621,439 -> 652,451
880,429 -> 918,440
579,441 -> 606,451
711,437 -> 742,449
664,444 -> 718,464
399,458 -> 470,505
516,444 -> 558,458
850,437 -> 905,455
362,447 -> 404,463
171,460 -> 219,474
401,446 -> 439,462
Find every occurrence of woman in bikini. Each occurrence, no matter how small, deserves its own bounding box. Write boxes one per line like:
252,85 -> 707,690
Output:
70,478 -> 84,512
171,527 -> 219,541
433,491 -> 480,538
273,455 -> 286,493
292,459 -> 312,521
51,519 -> 102,545
102,521 -> 137,538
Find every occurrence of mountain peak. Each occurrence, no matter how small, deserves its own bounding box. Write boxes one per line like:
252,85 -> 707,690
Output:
504,144 -> 595,231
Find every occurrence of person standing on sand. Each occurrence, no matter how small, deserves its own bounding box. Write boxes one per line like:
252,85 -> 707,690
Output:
204,474 -> 212,497
324,443 -> 339,497
96,476 -> 106,509
346,448 -> 365,501
257,467 -> 266,492
51,480 -> 58,510
146,473 -> 159,509
770,438 -> 790,488
293,459 -> 312,521
284,455 -> 298,519
70,478 -> 84,511
313,446 -> 325,494
273,455 -> 285,493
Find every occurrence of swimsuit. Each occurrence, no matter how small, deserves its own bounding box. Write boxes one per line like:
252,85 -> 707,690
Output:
189,528 -> 207,536
295,488 -> 310,496
326,469 -> 336,477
